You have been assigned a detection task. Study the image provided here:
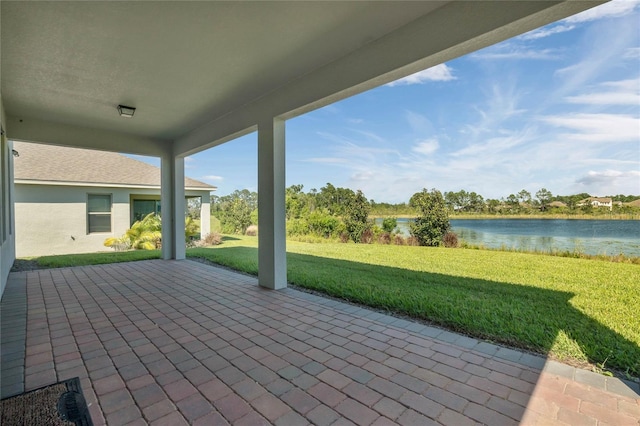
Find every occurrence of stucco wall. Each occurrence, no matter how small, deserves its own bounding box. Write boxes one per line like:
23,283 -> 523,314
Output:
15,184 -> 210,257
1,99 -> 17,297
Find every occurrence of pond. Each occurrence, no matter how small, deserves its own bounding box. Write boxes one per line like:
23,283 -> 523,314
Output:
382,218 -> 640,257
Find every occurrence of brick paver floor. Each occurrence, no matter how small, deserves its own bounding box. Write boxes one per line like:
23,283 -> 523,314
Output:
1,260 -> 638,425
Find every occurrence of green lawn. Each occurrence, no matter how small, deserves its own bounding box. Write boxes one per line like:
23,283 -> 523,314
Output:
190,215 -> 221,236
188,236 -> 640,378
30,250 -> 161,268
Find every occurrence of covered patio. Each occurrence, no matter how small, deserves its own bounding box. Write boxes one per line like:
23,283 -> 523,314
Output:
2,260 -> 638,425
2,1 -> 639,424
0,0 -> 613,294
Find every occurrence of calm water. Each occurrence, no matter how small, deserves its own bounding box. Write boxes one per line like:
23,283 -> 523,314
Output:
382,218 -> 640,257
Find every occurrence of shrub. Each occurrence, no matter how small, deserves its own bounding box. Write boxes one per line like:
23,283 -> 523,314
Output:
219,198 -> 252,234
191,232 -> 223,248
203,232 -> 222,246
185,216 -> 200,242
406,236 -> 420,246
393,235 -> 406,245
442,231 -> 459,248
105,213 -> 201,251
381,217 -> 398,233
339,232 -> 350,243
360,228 -> 374,244
409,188 -> 450,247
245,225 -> 258,236
287,218 -> 309,236
378,232 -> 392,245
344,190 -> 371,243
104,212 -> 161,250
308,211 -> 342,238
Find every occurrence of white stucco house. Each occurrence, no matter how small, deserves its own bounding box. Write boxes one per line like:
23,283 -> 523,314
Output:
1,1 -> 605,296
579,197 -> 614,211
13,141 -> 215,257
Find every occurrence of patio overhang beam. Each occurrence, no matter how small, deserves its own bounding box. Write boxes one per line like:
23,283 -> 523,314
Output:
4,116 -> 170,158
174,0 -> 602,157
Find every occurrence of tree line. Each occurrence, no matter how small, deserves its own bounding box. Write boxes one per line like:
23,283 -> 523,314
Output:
371,189 -> 639,216
210,185 -> 639,244
211,184 -> 454,247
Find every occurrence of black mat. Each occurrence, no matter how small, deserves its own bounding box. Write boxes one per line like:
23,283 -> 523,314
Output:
0,377 -> 93,426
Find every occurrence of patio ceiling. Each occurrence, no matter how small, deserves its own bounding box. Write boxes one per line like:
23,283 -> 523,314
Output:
1,1 -> 602,157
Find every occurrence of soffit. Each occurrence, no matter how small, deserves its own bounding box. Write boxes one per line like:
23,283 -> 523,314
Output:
1,1 -> 445,141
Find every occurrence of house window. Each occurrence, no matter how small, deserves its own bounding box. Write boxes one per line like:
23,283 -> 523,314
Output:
87,194 -> 112,233
132,199 -> 161,224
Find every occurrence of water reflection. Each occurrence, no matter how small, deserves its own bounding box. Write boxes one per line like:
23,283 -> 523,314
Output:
376,218 -> 640,257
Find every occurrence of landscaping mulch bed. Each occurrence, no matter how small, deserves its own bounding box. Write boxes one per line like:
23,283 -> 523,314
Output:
0,377 -> 92,426
10,259 -> 49,272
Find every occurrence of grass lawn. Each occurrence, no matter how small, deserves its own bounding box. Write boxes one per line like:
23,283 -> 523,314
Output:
20,250 -> 161,269
188,236 -> 640,378
190,215 -> 221,236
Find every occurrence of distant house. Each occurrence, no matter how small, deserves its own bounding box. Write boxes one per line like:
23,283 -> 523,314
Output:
13,142 -> 216,257
578,197 -> 613,211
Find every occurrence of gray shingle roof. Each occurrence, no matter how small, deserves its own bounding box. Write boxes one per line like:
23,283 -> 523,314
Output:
13,142 -> 216,190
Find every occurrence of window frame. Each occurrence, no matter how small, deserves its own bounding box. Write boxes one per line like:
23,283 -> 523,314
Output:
87,193 -> 113,234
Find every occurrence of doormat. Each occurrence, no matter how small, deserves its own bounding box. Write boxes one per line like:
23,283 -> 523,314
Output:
0,377 -> 93,426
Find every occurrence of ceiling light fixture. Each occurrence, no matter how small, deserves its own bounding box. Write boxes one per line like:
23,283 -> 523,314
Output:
117,105 -> 136,118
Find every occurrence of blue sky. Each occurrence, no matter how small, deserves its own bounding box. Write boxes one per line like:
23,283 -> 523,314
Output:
138,1 -> 640,203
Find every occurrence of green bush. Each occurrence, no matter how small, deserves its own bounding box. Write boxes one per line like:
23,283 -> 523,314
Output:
381,217 -> 398,233
409,188 -> 450,247
308,211 -> 343,238
105,213 -> 199,251
104,212 -> 161,250
287,218 -> 310,237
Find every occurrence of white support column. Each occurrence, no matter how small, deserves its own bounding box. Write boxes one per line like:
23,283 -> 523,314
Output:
257,118 -> 287,290
199,194 -> 211,237
161,154 -> 186,260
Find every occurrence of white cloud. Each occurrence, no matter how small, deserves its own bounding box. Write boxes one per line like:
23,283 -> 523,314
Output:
565,77 -> 640,105
575,170 -> 640,194
565,92 -> 640,105
602,78 -> 640,90
351,171 -> 375,182
412,139 -> 439,156
350,129 -> 386,143
404,110 -> 434,135
519,24 -> 575,40
316,130 -> 387,146
201,175 -> 224,181
624,47 -> 640,59
304,157 -> 348,164
387,64 -> 455,86
517,1 -> 639,41
564,0 -> 639,23
577,169 -> 640,183
451,132 -> 531,158
471,46 -> 561,60
554,23 -> 638,97
541,113 -> 640,142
